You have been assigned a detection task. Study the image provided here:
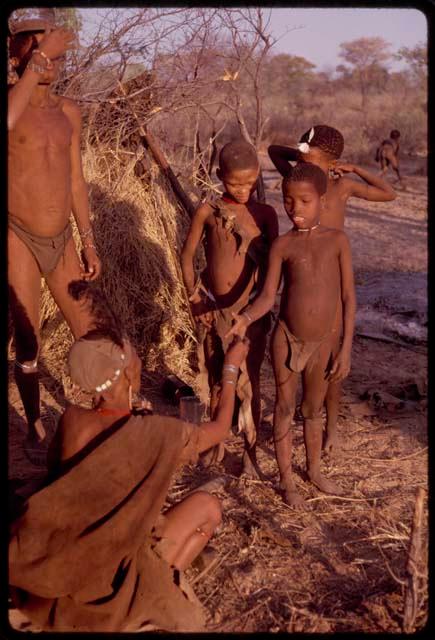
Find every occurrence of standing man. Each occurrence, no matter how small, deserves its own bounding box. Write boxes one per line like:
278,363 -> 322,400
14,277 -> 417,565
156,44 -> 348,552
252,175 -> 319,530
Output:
8,8 -> 101,461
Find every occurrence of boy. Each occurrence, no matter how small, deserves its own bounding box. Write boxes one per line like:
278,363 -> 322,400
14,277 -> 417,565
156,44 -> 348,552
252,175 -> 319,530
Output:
268,125 -> 395,454
227,163 -> 356,505
375,129 -> 403,185
181,140 -> 278,476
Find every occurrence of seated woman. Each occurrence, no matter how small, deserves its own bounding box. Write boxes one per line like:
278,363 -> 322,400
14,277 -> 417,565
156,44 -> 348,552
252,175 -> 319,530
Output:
9,282 -> 248,633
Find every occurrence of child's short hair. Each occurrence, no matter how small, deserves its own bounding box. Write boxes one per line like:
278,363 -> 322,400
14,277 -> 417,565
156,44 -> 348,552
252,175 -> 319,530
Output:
219,139 -> 259,173
390,129 -> 400,139
283,162 -> 327,196
299,125 -> 344,159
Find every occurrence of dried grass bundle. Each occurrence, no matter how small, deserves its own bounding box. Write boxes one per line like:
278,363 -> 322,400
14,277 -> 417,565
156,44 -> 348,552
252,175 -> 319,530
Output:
40,145 -> 202,391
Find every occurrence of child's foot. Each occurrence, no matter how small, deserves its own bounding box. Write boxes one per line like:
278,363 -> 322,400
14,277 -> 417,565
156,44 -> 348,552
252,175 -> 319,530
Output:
279,480 -> 305,507
308,471 -> 344,495
323,432 -> 339,456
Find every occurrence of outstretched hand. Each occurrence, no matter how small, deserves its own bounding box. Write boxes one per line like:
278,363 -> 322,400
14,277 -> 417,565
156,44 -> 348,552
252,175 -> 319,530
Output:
225,312 -> 249,340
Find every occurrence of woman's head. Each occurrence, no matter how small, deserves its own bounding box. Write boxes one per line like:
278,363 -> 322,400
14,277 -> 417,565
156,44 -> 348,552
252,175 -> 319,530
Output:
67,336 -> 142,400
66,280 -> 141,400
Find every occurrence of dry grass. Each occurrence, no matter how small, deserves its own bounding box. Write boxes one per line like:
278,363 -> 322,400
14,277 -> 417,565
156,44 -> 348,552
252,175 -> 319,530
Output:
39,145 -> 203,393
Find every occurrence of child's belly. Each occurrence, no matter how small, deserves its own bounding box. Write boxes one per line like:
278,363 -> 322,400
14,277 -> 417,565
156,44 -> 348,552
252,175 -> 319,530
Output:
206,250 -> 257,307
280,284 -> 339,342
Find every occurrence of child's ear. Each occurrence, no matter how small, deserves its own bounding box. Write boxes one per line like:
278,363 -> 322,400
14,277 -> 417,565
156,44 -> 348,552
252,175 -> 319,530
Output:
320,194 -> 327,209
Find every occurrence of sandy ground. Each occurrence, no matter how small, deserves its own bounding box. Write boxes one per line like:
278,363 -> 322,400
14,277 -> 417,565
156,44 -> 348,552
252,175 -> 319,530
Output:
8,165 -> 427,632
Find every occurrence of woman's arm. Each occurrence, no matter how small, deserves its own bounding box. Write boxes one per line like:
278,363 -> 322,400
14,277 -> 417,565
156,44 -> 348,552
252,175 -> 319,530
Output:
197,339 -> 249,452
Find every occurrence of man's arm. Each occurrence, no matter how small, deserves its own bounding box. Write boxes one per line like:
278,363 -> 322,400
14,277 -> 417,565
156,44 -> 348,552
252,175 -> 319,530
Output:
333,162 -> 396,202
63,98 -> 102,280
268,145 -> 300,178
8,28 -> 74,130
329,233 -> 356,382
227,236 -> 284,338
180,203 -> 210,298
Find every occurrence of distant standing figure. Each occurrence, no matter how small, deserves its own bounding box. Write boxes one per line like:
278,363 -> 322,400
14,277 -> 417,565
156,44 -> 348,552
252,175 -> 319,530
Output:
8,9 -> 101,462
375,129 -> 403,185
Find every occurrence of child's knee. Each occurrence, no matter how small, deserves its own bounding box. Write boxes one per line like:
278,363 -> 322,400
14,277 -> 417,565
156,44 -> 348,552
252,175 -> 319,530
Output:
275,397 -> 295,419
301,399 -> 323,420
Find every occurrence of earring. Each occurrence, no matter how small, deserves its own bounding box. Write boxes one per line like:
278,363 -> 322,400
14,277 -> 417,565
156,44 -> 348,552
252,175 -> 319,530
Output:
128,384 -> 133,411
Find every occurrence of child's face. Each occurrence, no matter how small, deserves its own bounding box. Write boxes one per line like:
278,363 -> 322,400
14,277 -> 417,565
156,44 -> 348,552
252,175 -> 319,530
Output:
218,167 -> 259,204
283,181 -> 324,229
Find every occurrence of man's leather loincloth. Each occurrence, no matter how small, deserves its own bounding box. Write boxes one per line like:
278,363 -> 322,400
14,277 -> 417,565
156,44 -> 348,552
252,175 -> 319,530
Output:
9,215 -> 73,275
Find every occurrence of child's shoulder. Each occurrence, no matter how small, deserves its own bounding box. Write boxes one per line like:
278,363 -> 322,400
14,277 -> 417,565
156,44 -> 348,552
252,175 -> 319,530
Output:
319,225 -> 348,242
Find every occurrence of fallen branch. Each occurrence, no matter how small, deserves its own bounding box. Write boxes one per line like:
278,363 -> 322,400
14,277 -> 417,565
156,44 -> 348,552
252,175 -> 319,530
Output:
356,332 -> 426,354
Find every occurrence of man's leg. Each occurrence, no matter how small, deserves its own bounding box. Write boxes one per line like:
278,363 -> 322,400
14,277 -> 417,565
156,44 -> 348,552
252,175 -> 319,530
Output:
270,323 -> 302,506
8,229 -> 44,442
156,491 -> 222,570
44,235 -> 95,339
302,342 -> 344,495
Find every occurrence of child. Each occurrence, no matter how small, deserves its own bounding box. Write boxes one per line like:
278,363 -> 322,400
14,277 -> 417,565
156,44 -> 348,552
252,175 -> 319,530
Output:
268,125 -> 395,454
181,139 -> 278,476
227,163 -> 356,505
375,129 -> 403,185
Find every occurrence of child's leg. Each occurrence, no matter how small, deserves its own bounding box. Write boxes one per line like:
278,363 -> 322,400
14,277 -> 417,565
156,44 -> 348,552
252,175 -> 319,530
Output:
241,319 -> 268,478
324,380 -> 342,454
156,491 -> 222,570
201,329 -> 225,466
323,328 -> 343,454
302,342 -> 344,495
270,323 -> 302,505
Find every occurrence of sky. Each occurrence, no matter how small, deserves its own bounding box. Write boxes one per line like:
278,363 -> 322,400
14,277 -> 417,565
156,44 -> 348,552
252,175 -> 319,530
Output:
79,7 -> 427,72
266,8 -> 427,72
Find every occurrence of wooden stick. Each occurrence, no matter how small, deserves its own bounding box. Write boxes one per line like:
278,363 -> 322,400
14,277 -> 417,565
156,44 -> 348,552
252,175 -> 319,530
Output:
356,331 -> 426,354
116,81 -> 196,218
403,487 -> 425,633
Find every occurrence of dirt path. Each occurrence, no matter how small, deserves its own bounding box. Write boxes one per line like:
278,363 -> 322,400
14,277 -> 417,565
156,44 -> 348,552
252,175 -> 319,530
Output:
8,171 -> 427,632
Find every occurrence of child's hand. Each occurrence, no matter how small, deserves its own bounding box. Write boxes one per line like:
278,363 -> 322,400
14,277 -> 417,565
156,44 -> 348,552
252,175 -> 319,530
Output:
190,299 -> 213,329
330,161 -> 355,177
225,313 -> 249,340
328,349 -> 351,382
224,337 -> 250,368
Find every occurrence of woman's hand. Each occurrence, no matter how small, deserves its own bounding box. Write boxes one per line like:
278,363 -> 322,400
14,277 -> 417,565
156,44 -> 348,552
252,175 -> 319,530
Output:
225,312 -> 249,339
224,337 -> 250,368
